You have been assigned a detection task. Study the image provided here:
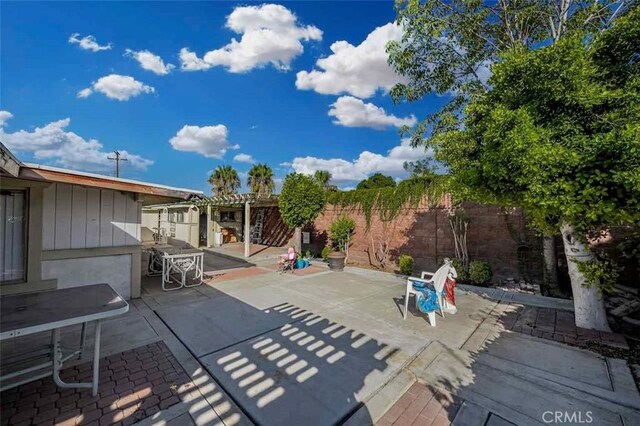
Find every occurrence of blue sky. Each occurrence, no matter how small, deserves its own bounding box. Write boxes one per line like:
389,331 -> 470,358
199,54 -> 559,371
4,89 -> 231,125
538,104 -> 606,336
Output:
1,1 -> 444,194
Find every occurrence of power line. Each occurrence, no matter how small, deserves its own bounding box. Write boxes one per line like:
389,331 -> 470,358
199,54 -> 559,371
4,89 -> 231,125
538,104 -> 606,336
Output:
107,151 -> 128,177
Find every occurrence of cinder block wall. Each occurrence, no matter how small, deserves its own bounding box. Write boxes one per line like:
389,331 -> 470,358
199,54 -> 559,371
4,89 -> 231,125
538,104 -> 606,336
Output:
307,201 -> 543,284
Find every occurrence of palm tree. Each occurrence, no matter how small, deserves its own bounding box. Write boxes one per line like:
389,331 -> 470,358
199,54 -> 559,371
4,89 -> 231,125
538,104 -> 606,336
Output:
209,165 -> 240,196
247,163 -> 275,198
313,170 -> 332,189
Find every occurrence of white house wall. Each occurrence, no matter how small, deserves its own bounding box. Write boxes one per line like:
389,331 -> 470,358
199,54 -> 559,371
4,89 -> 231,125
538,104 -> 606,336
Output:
141,210 -> 159,243
42,183 -> 141,250
40,183 -> 142,299
148,206 -> 200,247
42,254 -> 132,300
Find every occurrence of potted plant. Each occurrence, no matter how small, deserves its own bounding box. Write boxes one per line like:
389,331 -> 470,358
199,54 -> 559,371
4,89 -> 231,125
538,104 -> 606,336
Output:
328,216 -> 355,271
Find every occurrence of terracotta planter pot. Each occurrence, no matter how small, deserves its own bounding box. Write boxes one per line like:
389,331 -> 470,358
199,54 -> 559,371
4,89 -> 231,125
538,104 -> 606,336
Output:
327,252 -> 346,271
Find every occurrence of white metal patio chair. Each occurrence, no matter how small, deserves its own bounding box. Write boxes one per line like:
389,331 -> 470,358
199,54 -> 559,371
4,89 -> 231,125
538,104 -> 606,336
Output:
403,259 -> 457,326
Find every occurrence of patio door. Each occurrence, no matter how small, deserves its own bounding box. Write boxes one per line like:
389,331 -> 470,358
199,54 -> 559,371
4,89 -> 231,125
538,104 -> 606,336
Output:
0,190 -> 27,283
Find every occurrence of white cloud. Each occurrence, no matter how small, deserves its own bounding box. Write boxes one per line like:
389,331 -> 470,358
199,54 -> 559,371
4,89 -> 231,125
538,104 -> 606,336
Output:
329,96 -> 416,130
0,111 -> 14,127
76,88 -> 93,99
0,114 -> 152,172
179,4 -> 322,73
290,138 -> 432,183
169,125 -> 239,158
78,74 -> 155,101
179,48 -> 212,71
296,23 -> 405,98
68,33 -> 112,52
125,49 -> 175,75
233,153 -> 256,163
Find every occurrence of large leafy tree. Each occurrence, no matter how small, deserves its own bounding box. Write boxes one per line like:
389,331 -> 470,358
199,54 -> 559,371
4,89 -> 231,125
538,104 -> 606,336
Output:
388,0 -> 627,143
428,9 -> 640,330
388,0 -> 633,329
208,165 -> 241,197
279,173 -> 326,252
247,163 -> 275,198
356,173 -> 396,190
389,0 -> 629,294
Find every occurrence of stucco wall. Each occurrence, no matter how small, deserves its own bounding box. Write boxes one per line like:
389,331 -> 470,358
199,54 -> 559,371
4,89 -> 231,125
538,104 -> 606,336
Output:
42,254 -> 132,299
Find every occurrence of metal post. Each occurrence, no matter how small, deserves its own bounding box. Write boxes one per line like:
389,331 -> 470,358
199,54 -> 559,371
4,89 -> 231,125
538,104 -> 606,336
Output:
79,322 -> 87,359
92,320 -> 101,396
244,201 -> 251,258
206,205 -> 212,247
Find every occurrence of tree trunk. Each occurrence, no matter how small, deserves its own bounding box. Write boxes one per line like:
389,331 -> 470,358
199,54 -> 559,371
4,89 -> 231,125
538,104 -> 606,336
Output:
543,234 -> 560,295
560,223 -> 611,331
294,227 -> 302,254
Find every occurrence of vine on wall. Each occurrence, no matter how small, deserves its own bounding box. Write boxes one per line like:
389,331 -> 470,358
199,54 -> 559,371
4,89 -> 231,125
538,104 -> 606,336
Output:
326,176 -> 447,227
325,176 -> 447,269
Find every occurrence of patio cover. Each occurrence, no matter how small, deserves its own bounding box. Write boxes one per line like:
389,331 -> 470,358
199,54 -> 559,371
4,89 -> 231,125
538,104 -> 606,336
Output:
193,193 -> 278,207
145,194 -> 280,257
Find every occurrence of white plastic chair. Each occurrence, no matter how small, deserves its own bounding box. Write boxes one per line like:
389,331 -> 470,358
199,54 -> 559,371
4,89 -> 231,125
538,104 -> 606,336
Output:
403,260 -> 456,326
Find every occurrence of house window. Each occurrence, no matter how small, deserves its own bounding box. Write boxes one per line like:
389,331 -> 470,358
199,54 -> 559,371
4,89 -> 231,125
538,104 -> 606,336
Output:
168,210 -> 186,223
1,190 -> 27,283
220,211 -> 236,222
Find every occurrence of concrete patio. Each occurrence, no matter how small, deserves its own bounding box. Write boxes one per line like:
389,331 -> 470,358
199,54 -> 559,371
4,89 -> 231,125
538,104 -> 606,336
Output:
1,253 -> 639,425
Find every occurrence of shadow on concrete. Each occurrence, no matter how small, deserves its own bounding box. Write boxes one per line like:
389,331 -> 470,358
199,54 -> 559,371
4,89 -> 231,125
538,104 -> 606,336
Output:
152,285 -> 398,425
202,251 -> 255,271
386,294 -> 639,426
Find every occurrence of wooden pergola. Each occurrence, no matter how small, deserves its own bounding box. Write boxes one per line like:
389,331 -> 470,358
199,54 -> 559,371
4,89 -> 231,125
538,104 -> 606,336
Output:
147,194 -> 279,257
195,194 -> 279,257
191,193 -> 277,207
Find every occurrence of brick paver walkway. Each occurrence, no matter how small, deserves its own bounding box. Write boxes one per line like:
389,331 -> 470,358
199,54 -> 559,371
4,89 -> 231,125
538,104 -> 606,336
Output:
1,342 -> 192,426
377,382 -> 463,426
499,305 -> 627,348
204,266 -> 270,283
264,263 -> 326,276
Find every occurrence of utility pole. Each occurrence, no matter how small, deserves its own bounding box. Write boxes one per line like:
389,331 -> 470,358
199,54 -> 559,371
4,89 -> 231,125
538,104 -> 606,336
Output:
108,151 -> 128,177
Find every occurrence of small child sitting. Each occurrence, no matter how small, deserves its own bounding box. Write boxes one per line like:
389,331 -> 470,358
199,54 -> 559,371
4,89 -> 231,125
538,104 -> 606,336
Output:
277,247 -> 296,273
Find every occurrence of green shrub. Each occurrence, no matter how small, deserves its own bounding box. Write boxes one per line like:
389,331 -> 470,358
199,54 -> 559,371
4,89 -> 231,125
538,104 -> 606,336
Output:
468,261 -> 493,286
450,258 -> 469,282
399,255 -> 414,276
279,173 -> 326,229
304,250 -> 312,259
329,216 -> 356,252
321,246 -> 332,261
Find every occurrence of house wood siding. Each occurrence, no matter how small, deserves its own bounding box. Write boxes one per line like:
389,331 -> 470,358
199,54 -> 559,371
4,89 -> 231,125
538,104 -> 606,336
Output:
42,183 -> 141,250
0,191 -> 26,282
